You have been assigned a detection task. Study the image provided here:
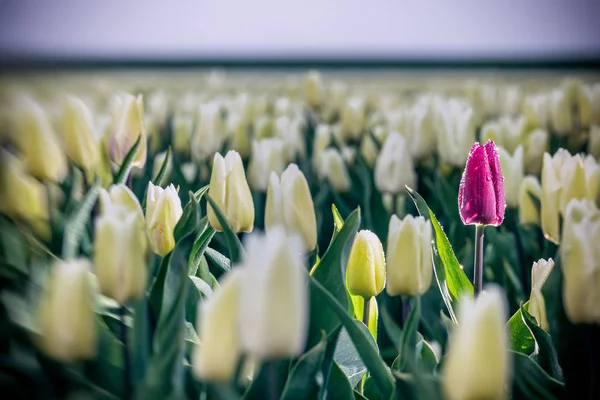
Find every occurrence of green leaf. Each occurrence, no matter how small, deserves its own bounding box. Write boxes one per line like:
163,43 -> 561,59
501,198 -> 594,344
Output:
153,146 -> 172,186
149,254 -> 170,322
334,328 -> 367,388
62,177 -> 101,259
135,234 -> 195,399
281,333 -> 328,400
327,362 -> 355,400
310,277 -> 395,399
205,194 -> 246,264
406,186 -> 473,324
173,193 -> 201,243
114,135 -> 142,185
131,297 -> 151,389
397,297 -> 421,372
189,223 -> 216,276
507,301 -> 535,355
511,351 -> 564,400
381,304 -> 403,351
307,208 -> 360,348
520,305 -> 564,381
205,247 -> 231,274
188,276 -> 213,298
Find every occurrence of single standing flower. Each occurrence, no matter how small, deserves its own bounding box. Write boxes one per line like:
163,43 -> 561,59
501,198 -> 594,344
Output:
458,140 -> 506,294
346,230 -> 386,299
146,183 -> 183,256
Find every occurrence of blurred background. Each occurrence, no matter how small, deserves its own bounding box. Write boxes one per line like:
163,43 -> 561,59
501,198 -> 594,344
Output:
1,0 -> 599,66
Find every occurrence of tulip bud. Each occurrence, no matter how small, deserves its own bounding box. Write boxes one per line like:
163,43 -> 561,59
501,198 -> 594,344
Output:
497,146 -> 524,208
146,183 -> 183,256
171,113 -> 193,157
360,126 -> 386,167
0,151 -> 49,237
37,259 -> 96,361
107,93 -> 147,168
193,269 -> 244,382
523,129 -> 549,175
518,176 -> 542,226
228,112 -> 252,158
403,101 -> 436,159
589,125 -> 600,159
340,96 -> 366,142
322,80 -> 348,123
312,124 -> 332,172
304,70 -> 324,108
583,155 -> 600,206
540,150 -> 592,243
239,228 -> 308,358
374,133 -> 416,195
501,85 -> 523,117
346,230 -> 386,298
265,164 -> 317,252
274,116 -> 306,161
99,184 -> 144,222
253,116 -> 274,140
94,205 -> 148,303
528,258 -> 554,331
60,95 -> 99,176
386,215 -> 433,297
523,94 -> 549,130
181,162 -> 198,183
192,101 -> 226,161
435,99 -> 476,167
442,286 -> 510,400
458,140 -> 506,227
319,148 -> 351,193
560,199 -> 600,324
208,151 -> 254,233
10,96 -> 68,182
248,138 -> 287,191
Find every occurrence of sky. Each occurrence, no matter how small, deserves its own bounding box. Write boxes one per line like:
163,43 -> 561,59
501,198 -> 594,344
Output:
1,0 -> 599,61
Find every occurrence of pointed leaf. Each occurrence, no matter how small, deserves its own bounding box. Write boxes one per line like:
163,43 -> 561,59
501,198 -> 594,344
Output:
62,177 -> 101,259
406,186 -> 473,324
205,194 -> 245,264
114,135 -> 142,185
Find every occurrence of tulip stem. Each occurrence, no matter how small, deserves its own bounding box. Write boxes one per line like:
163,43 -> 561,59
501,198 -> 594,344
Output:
391,194 -> 398,217
474,225 -> 485,295
119,305 -> 131,399
362,297 -> 371,327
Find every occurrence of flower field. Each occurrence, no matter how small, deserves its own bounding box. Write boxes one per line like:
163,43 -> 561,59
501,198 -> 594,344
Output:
0,70 -> 599,399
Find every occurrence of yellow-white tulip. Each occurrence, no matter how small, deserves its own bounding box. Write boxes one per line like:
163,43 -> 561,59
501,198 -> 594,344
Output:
374,133 -> 416,195
193,269 -> 245,382
37,259 -> 96,361
386,215 -> 432,297
265,164 -> 317,252
523,129 -> 549,175
434,99 -> 476,167
60,95 -> 99,176
541,150 -> 598,243
99,184 -> 144,223
560,199 -> 600,324
207,151 -> 254,233
228,112 -> 252,158
346,230 -> 386,298
312,124 -> 332,172
94,205 -> 148,304
340,96 -> 366,142
239,228 -> 308,359
248,138 -> 287,191
319,148 -> 351,193
497,145 -> 524,208
192,101 -> 225,161
528,258 -> 554,331
10,96 -> 67,182
106,93 -> 147,168
146,183 -> 183,256
304,70 -> 324,108
523,94 -> 549,130
442,286 -> 510,400
518,176 -> 542,226
171,113 -> 193,157
0,151 -> 49,238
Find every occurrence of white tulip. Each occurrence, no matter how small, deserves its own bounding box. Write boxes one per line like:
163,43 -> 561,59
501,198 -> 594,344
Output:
374,133 -> 416,195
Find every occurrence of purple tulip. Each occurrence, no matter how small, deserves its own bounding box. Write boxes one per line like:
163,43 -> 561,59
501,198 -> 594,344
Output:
458,140 -> 506,227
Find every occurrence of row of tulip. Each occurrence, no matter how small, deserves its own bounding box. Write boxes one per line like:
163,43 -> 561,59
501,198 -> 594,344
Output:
0,70 -> 599,400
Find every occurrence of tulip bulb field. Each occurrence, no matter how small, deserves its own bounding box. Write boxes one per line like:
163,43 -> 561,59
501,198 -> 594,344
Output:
0,70 -> 599,400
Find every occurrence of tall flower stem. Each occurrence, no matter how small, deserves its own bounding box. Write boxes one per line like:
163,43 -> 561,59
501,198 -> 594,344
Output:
120,305 -> 131,399
357,297 -> 372,393
474,225 -> 485,295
